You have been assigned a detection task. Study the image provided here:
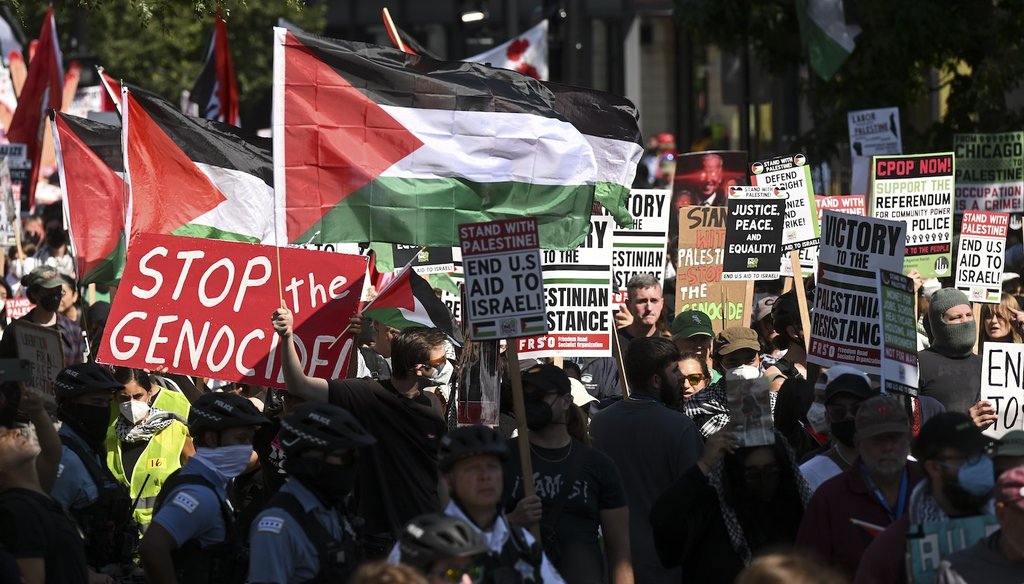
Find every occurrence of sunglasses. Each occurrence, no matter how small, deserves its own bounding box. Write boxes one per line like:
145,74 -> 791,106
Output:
430,566 -> 484,583
422,355 -> 448,368
683,373 -> 705,386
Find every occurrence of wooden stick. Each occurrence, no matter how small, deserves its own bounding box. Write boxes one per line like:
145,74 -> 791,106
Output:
612,329 -> 630,399
790,251 -> 812,352
506,340 -> 540,539
742,280 -> 755,328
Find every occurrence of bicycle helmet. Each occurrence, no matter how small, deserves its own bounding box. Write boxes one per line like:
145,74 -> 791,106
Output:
399,513 -> 490,570
278,402 -> 376,455
188,391 -> 270,436
438,424 -> 508,472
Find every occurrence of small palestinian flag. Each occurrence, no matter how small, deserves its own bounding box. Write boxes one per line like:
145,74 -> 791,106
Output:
273,27 -> 637,250
189,13 -> 241,126
362,268 -> 463,345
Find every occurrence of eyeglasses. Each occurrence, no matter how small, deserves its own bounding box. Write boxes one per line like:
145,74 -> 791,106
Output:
429,566 -> 485,583
683,374 -> 705,386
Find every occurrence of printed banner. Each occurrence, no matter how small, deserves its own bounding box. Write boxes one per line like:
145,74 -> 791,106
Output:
517,216 -> 613,358
99,233 -> 366,388
611,189 -> 671,304
980,342 -> 1024,439
460,218 -> 546,340
809,212 -> 906,374
870,153 -> 955,278
727,376 -> 775,447
457,340 -> 502,426
848,107 -> 902,196
722,186 -> 785,280
670,151 -> 748,254
4,298 -> 33,323
12,321 -> 64,395
749,153 -> 819,252
0,158 -> 16,247
676,206 -> 746,332
878,269 -> 919,396
953,132 -> 1024,213
956,211 -> 1009,303
816,195 -> 867,224
907,516 -> 998,584
393,244 -> 455,275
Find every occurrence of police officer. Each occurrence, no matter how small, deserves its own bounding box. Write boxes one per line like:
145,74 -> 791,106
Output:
140,392 -> 268,584
50,363 -> 137,576
248,402 -> 376,583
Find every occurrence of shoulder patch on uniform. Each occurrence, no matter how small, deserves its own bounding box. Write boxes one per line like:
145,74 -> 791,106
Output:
171,492 -> 200,514
257,516 -> 285,534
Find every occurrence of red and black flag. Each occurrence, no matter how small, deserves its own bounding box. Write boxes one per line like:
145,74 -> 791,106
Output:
189,13 -> 241,127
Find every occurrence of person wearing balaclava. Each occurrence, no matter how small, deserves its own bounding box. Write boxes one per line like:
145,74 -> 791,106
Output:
0,265 -> 87,366
919,288 -> 982,415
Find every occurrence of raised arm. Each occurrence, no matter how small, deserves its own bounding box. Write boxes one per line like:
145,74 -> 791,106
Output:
271,308 -> 329,402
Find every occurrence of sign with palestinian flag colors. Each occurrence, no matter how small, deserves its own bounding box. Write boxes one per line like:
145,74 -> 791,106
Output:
749,153 -> 819,252
953,132 -> 1024,213
361,267 -> 463,345
956,211 -> 1009,303
610,189 -> 671,305
517,216 -> 614,358
272,28 -> 639,251
459,217 -> 546,341
98,233 -> 366,388
52,113 -> 126,286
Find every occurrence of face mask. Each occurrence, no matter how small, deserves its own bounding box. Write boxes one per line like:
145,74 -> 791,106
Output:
957,456 -> 995,497
195,445 -> 253,478
46,228 -> 66,248
119,400 -> 150,425
806,401 -> 829,434
524,399 -> 553,431
59,402 -> 111,445
37,291 -> 61,313
285,457 -> 356,505
829,419 -> 856,448
727,365 -> 761,380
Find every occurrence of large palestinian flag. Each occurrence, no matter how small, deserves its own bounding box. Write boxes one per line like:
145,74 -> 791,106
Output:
362,267 -> 463,345
273,27 -> 635,250
52,112 -> 125,286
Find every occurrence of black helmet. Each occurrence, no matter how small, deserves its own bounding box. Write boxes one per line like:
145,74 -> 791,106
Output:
278,402 -> 376,456
438,425 -> 508,472
398,513 -> 490,570
53,363 -> 123,404
188,392 -> 270,436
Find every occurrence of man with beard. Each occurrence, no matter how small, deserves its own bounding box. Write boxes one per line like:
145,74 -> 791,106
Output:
591,337 -> 703,584
797,396 -> 925,577
503,364 -> 632,584
919,289 -> 982,414
855,413 -> 996,584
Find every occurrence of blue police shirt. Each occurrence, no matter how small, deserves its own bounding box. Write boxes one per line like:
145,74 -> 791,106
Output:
248,479 -> 342,584
51,425 -> 99,512
149,457 -> 228,547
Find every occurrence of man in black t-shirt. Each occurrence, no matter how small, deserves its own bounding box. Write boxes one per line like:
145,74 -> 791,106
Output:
272,309 -> 448,556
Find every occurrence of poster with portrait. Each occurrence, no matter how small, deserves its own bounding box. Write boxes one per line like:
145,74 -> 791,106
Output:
669,151 -> 748,252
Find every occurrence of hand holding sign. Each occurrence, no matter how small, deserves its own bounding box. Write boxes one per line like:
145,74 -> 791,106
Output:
697,428 -> 738,475
969,400 -> 997,431
614,304 -> 632,330
272,307 -> 294,338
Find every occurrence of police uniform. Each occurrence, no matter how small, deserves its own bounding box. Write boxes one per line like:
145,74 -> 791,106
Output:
150,458 -> 229,549
249,478 -> 353,584
51,425 -> 100,511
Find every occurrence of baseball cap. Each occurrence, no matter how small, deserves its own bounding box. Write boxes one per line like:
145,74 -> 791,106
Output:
913,412 -> 989,462
716,327 -> 760,355
823,365 -> 875,403
24,266 -> 63,289
854,395 -> 909,441
994,430 -> 1024,458
521,363 -> 571,396
751,296 -> 777,323
671,310 -> 714,339
995,466 -> 1024,511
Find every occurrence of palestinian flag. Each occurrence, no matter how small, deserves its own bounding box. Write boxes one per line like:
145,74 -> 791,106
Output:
273,27 -> 635,250
362,267 -> 463,345
380,15 -> 641,227
189,13 -> 241,126
122,87 -> 275,243
51,112 -> 125,286
381,8 -> 439,60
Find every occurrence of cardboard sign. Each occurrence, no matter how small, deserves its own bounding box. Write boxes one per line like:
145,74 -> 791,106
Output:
722,186 -> 785,280
611,189 -> 671,304
459,217 -> 546,340
878,269 -> 919,396
953,132 -> 1024,214
99,233 -> 366,387
727,376 -> 774,447
4,298 -> 34,322
848,107 -> 902,196
392,244 -> 455,275
907,516 -> 998,584
809,212 -> 906,374
12,320 -> 64,395
517,216 -> 613,358
980,342 -> 1024,438
749,153 -> 819,252
870,153 -> 955,278
0,158 -> 16,247
816,195 -> 867,224
675,206 -> 746,332
956,211 -> 1009,303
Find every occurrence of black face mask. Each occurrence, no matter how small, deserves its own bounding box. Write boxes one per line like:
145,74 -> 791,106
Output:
46,228 -> 66,249
830,419 -> 856,448
524,399 -> 553,431
36,291 -> 61,313
285,456 -> 357,506
59,402 -> 111,446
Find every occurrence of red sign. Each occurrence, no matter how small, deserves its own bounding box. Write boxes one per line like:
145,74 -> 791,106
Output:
815,195 -> 866,225
98,234 -> 366,387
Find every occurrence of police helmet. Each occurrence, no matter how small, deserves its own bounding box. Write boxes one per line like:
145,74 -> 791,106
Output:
438,424 -> 508,472
399,513 -> 490,570
188,392 -> 270,436
278,402 -> 376,455
53,363 -> 123,404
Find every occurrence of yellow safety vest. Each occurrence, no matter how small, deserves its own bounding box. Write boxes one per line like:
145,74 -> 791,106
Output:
106,421 -> 189,527
152,387 -> 191,420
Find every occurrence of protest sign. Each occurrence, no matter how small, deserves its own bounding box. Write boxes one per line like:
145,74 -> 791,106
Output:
721,186 -> 785,280
459,217 -> 546,340
98,233 -> 366,387
726,376 -> 774,447
749,153 -> 819,252
0,158 -> 17,247
393,244 -> 455,275
870,153 -> 955,278
878,269 -> 919,396
980,342 -> 1024,439
848,107 -> 902,196
907,515 -> 998,584
808,212 -> 906,374
953,132 -> 1024,213
676,206 -> 746,332
516,216 -> 613,358
0,144 -> 31,212
816,195 -> 867,224
4,298 -> 33,323
12,321 -> 63,395
611,189 -> 670,304
669,151 -> 748,254
956,211 -> 1008,303
457,340 -> 502,425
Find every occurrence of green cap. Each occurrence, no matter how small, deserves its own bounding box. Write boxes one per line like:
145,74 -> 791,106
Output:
671,310 -> 714,339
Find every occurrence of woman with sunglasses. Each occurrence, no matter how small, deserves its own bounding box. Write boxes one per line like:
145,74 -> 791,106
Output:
679,353 -> 710,403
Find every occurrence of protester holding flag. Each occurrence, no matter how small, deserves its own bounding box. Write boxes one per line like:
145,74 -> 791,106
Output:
919,289 -> 982,415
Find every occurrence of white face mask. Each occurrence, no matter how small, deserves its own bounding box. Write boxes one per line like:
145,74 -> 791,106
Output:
119,400 -> 150,425
195,445 -> 254,479
726,364 -> 761,380
806,401 -> 829,434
